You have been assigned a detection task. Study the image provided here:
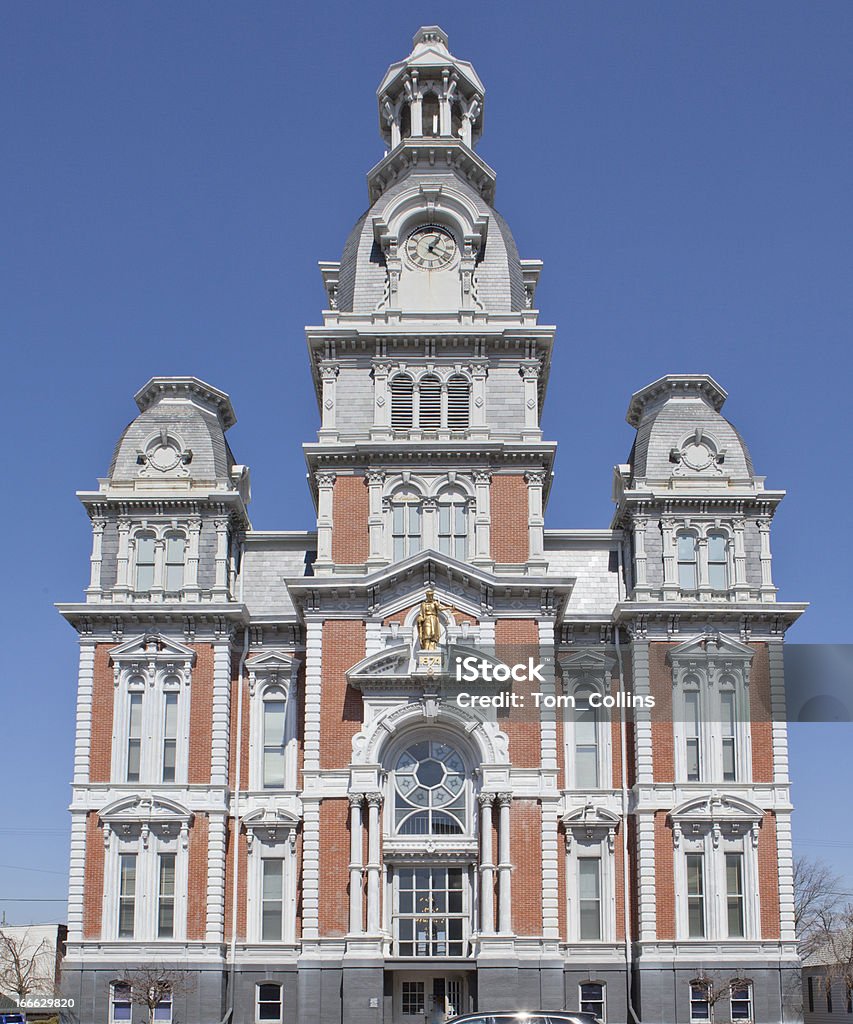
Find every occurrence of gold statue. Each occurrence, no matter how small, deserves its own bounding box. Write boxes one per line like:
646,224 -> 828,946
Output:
416,589 -> 454,651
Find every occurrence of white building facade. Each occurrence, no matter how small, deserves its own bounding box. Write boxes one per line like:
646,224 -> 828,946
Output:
59,26 -> 804,1024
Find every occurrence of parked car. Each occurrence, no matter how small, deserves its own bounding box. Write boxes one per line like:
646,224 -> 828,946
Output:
0,1014 -> 26,1024
447,1013 -> 601,1024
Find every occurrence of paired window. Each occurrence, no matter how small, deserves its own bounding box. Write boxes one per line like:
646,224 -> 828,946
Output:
135,532 -> 157,591
389,374 -> 471,431
707,532 -> 729,590
133,528 -> 187,593
256,983 -> 283,1023
675,530 -> 730,593
580,983 -> 606,1023
437,491 -> 469,560
677,675 -> 743,784
578,858 -> 602,940
395,865 -> 465,957
391,490 -> 422,560
118,854 -> 137,938
726,854 -> 745,938
394,740 -> 467,836
123,684 -> 183,784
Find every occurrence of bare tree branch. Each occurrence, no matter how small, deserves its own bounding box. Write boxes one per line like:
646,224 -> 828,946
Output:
0,929 -> 56,1000
120,966 -> 196,1024
794,856 -> 843,956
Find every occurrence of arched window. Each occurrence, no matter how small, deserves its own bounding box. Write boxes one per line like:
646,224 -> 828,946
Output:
720,681 -> 737,781
707,531 -> 729,590
437,489 -> 469,560
126,686 -> 143,783
164,532 -> 186,592
393,739 -> 466,835
390,374 -> 414,430
451,100 -> 463,139
418,374 -> 441,430
447,375 -> 471,430
391,489 -> 422,560
262,690 -> 287,789
677,532 -> 698,591
400,101 -> 411,140
256,982 -> 283,1023
422,92 -> 440,136
684,682 -> 701,781
574,688 -> 600,788
135,531 -> 156,591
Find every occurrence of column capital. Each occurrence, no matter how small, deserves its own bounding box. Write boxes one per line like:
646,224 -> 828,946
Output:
365,469 -> 386,486
496,792 -> 513,807
478,791 -> 495,808
348,792 -> 365,808
365,791 -> 384,808
524,470 -> 546,487
316,471 -> 337,489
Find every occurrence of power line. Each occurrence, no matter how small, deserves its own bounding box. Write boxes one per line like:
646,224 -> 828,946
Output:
0,898 -> 67,903
0,864 -> 66,876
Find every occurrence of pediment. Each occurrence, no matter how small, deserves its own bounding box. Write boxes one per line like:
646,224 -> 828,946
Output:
558,649 -> 617,675
246,650 -> 298,672
669,792 -> 763,823
668,632 -> 755,664
100,793 -> 193,827
242,805 -> 300,847
562,802 -> 621,830
347,644 -> 412,686
110,632 -> 196,666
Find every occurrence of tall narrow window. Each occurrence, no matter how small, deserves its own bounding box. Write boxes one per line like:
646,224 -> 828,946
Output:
438,492 -> 468,561
118,854 -> 137,938
684,688 -> 701,782
580,983 -> 606,1022
721,689 -> 737,782
164,533 -> 185,592
391,491 -> 422,560
447,375 -> 471,430
422,92 -> 440,136
690,982 -> 711,1021
677,533 -> 698,591
574,694 -> 600,788
726,853 -> 745,937
395,865 -> 465,956
731,982 -> 753,1021
390,374 -> 414,430
110,983 -> 132,1023
418,375 -> 441,429
162,691 -> 178,783
153,990 -> 172,1023
158,853 -> 176,938
578,859 -> 602,940
707,532 -> 729,590
135,532 -> 156,591
828,983 -> 834,1014
450,101 -> 463,139
256,983 -> 283,1023
262,697 -> 287,789
262,859 -> 284,941
686,853 -> 705,938
127,692 -> 143,783
808,977 -> 814,1013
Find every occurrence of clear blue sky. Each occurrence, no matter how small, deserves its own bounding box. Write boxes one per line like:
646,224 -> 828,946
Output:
2,2 -> 852,923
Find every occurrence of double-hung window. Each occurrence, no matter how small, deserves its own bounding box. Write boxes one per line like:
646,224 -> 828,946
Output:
162,692 -> 178,782
135,532 -> 156,591
256,983 -> 283,1023
437,492 -> 468,560
578,858 -> 602,940
677,533 -> 698,591
110,983 -> 132,1023
726,854 -> 745,937
153,990 -> 172,1022
730,982 -> 752,1021
262,697 -> 287,789
158,853 -> 176,938
684,688 -> 701,782
118,854 -> 137,938
686,854 -> 705,938
690,982 -> 711,1021
126,693 -> 143,783
721,688 -> 737,782
580,983 -> 606,1022
164,532 -> 186,592
261,859 -> 285,940
574,695 -> 600,788
391,491 -> 422,560
707,532 -> 729,590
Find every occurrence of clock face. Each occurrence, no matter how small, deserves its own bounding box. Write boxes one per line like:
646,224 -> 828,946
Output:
405,225 -> 458,270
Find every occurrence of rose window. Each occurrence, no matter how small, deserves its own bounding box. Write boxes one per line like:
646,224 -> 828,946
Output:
394,740 -> 466,835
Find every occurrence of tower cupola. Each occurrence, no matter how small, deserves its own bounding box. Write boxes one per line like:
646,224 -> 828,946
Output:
377,26 -> 485,150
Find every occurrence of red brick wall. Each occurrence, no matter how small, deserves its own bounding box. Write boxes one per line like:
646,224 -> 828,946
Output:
750,643 -> 774,783
759,811 -> 781,939
186,814 -> 209,940
318,799 -> 350,936
648,644 -> 675,783
228,673 -> 250,790
556,823 -> 567,940
511,800 -> 542,935
319,621 -> 365,770
90,644 -> 115,783
223,819 -> 247,940
491,475 -> 529,563
495,620 -> 540,768
82,812 -> 104,938
331,475 -> 369,564
610,671 -> 624,789
654,811 -> 675,939
615,824 -> 626,940
188,644 -> 214,785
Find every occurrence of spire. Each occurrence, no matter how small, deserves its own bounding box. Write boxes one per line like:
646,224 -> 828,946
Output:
377,26 -> 485,150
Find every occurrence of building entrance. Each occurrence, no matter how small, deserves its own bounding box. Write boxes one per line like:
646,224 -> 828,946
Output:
394,972 -> 469,1023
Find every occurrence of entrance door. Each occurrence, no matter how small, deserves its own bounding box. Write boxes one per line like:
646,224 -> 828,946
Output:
395,974 -> 468,1023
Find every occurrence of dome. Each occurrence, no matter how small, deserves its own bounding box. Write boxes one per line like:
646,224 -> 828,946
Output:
625,374 -> 755,484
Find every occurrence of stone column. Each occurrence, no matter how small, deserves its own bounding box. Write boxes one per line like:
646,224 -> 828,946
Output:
472,471 -> 492,567
183,517 -> 202,600
470,362 -> 489,439
732,521 -> 749,597
478,793 -> 495,935
757,518 -> 776,601
349,794 -> 365,934
212,517 -> 230,598
115,516 -> 131,600
525,471 -> 547,571
497,793 -> 513,934
210,637 -> 232,787
318,362 -> 340,440
371,362 -> 392,438
632,515 -> 650,598
206,814 -> 228,942
366,470 -> 386,567
661,518 -> 679,600
519,360 -> 541,440
151,536 -> 166,601
365,793 -> 383,934
86,517 -> 107,601
314,473 -> 336,575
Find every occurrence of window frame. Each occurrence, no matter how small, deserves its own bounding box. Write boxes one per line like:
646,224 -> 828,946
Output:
577,857 -> 603,941
110,982 -> 133,1024
256,982 -> 284,1024
157,852 -> 176,939
392,863 -> 468,958
117,853 -> 137,939
436,489 -> 471,561
730,980 -> 753,1022
677,531 -> 699,592
689,981 -> 711,1022
389,488 -> 424,561
579,982 -> 606,1023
